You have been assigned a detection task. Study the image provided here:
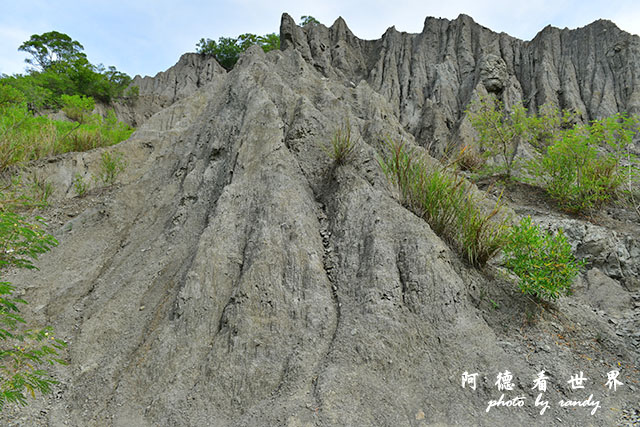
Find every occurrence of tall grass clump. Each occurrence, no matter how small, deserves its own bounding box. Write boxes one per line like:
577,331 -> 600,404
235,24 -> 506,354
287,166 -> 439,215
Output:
379,140 -> 510,266
325,121 -> 357,165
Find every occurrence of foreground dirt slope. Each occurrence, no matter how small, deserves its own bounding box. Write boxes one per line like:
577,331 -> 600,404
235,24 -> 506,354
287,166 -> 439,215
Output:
3,13 -> 639,426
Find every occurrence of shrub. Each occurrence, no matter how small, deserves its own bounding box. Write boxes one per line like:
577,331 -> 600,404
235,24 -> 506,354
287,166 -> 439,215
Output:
379,140 -> 510,266
467,95 -> 532,177
527,103 -> 578,149
0,85 -> 25,108
98,151 -> 126,185
61,94 -> 94,123
530,113 -> 639,212
73,173 -> 89,196
503,216 -> 584,301
0,211 -> 66,410
325,121 -> 357,165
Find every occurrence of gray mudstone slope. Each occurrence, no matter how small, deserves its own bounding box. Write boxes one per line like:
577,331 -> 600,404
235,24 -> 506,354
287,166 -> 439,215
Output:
3,13 -> 639,427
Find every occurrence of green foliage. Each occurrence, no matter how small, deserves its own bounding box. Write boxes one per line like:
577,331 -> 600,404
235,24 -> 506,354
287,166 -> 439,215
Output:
259,33 -> 281,52
0,103 -> 133,173
467,96 -> 640,213
325,121 -> 357,165
467,95 -> 532,177
3,31 -> 134,109
527,103 -> 577,149
196,37 -> 240,70
0,213 -> 57,269
61,94 -> 94,122
196,32 -> 280,70
300,16 -> 321,26
530,113 -> 639,212
72,173 -> 88,197
0,211 -> 66,410
18,31 -> 85,72
503,216 -> 584,301
379,140 -> 510,266
0,85 -> 25,108
0,74 -> 55,111
98,151 -> 126,185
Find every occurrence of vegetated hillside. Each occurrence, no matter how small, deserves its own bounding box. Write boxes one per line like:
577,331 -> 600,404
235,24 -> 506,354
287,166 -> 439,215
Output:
3,13 -> 639,426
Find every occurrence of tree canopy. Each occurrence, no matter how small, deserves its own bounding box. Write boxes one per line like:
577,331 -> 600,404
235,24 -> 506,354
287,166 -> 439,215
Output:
3,31 -> 135,109
18,31 -> 86,72
299,15 -> 321,26
196,33 -> 280,70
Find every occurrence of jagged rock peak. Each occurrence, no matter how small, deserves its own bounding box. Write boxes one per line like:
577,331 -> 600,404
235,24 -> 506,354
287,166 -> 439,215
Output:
279,12 -> 640,155
114,52 -> 226,126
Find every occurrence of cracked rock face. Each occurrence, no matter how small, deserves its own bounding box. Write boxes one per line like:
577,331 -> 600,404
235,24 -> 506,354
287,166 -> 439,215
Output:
3,13 -> 640,427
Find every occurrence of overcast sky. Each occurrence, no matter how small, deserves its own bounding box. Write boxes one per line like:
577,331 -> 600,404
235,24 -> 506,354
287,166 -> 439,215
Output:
2,0 -> 640,79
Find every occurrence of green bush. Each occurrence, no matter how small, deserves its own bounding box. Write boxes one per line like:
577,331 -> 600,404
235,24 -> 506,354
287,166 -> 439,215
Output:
380,140 -> 510,266
467,95 -> 532,177
0,211 -> 66,410
530,113 -> 638,212
98,151 -> 126,185
503,216 -> 584,301
72,173 -> 88,197
61,94 -> 94,122
0,85 -> 25,108
527,103 -> 578,149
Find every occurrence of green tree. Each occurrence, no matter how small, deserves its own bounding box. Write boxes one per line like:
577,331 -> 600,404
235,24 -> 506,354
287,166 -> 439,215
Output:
0,211 -> 66,410
196,37 -> 242,70
260,33 -> 280,52
196,33 -> 281,70
300,16 -> 321,26
3,32 -> 135,109
18,31 -> 86,72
